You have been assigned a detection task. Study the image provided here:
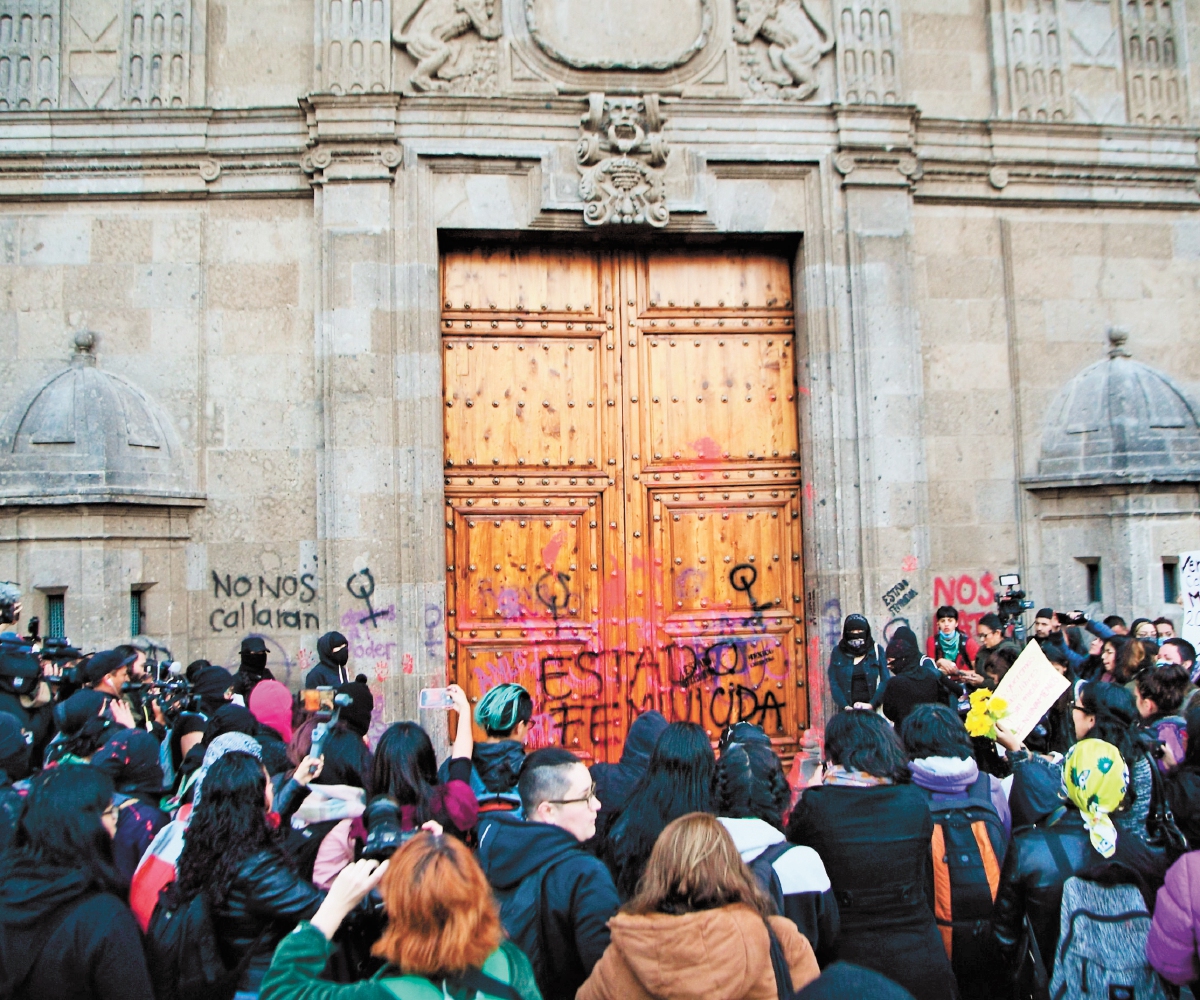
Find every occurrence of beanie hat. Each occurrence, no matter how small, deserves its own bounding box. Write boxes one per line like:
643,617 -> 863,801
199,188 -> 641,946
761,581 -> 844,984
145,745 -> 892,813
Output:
0,712 -> 29,766
54,689 -> 107,736
84,648 -> 134,686
335,678 -> 373,737
192,666 -> 234,703
1036,608 -> 1055,621
249,679 -> 294,744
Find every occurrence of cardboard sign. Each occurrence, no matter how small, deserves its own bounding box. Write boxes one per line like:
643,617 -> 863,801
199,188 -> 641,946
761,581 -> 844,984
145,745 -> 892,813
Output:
991,640 -> 1071,744
1181,551 -> 1200,651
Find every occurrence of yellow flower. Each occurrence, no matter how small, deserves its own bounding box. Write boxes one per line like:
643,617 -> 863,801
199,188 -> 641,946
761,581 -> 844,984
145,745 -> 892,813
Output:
990,696 -> 1008,716
969,688 -> 992,708
965,709 -> 994,738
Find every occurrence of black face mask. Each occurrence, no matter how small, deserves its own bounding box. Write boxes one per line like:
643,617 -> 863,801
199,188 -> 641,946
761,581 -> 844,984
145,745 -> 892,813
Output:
844,634 -> 867,652
329,645 -> 348,666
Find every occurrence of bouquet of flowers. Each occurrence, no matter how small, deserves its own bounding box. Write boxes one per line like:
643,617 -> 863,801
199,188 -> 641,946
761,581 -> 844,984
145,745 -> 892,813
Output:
964,688 -> 1009,740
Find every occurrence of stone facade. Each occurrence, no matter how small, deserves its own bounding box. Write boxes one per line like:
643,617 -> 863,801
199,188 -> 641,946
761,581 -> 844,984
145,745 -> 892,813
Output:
1,0 -> 1199,737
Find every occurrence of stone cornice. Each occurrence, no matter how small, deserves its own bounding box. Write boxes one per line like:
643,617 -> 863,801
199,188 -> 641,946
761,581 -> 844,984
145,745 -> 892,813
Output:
0,101 -> 1191,207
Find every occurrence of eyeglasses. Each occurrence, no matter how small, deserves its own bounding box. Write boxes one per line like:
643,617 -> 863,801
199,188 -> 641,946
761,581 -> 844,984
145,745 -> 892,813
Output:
546,783 -> 598,806
1071,703 -> 1087,713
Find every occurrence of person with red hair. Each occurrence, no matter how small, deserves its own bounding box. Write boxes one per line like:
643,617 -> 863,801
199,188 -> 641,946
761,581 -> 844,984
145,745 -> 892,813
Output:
258,831 -> 541,1000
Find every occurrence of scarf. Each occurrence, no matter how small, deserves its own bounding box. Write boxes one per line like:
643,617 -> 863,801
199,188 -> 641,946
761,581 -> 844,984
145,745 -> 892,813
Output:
1063,738 -> 1128,858
839,614 -> 873,657
822,764 -> 893,788
935,630 -> 962,663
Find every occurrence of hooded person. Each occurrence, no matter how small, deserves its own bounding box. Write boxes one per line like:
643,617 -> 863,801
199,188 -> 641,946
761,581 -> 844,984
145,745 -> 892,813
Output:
166,711 -> 207,792
0,712 -> 32,853
43,690 -> 117,767
335,676 -> 374,739
307,631 -> 350,689
192,664 -> 235,717
0,765 -> 155,1000
249,679 -> 295,745
590,710 -> 667,834
882,626 -> 959,727
231,635 -> 275,702
826,614 -> 888,712
90,728 -> 170,883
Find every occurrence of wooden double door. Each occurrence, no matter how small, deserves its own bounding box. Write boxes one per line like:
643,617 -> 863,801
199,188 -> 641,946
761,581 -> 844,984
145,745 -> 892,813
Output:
442,246 -> 807,762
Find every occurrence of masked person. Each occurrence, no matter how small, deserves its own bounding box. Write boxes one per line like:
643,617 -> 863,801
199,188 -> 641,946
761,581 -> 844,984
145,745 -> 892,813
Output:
827,615 -> 888,713
232,635 -> 275,702
307,631 -> 350,689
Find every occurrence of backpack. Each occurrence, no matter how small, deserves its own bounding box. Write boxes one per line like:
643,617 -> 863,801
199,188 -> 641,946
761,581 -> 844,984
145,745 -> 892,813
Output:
378,943 -> 524,1000
144,884 -> 262,1000
749,841 -> 794,917
1049,877 -> 1168,1000
924,772 -> 1008,970
491,857 -> 562,987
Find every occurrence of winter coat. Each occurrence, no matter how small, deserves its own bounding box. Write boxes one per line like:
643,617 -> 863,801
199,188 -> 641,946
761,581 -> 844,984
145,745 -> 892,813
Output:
718,815 -> 840,959
110,795 -> 168,885
795,961 -> 918,999
0,863 -> 154,1000
1166,766 -> 1200,848
882,665 -> 944,728
826,644 -> 888,711
590,711 -> 667,829
785,783 -> 957,1000
1147,850 -> 1200,986
477,812 -> 620,1000
908,755 -> 1012,841
213,847 -> 325,990
0,769 -> 23,854
259,921 -> 544,1000
576,904 -> 820,1000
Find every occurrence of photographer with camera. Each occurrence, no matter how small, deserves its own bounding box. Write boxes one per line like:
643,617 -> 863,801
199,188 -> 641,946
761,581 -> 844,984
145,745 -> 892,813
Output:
83,650 -> 138,730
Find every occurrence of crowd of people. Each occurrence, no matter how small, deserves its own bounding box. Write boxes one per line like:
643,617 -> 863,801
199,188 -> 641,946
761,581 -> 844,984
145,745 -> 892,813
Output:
1,603 -> 1200,1000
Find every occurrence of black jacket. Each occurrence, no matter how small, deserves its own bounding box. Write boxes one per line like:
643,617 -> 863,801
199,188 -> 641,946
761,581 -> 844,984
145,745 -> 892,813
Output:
1167,765 -> 1200,848
477,812 -> 620,1000
0,864 -> 154,1000
827,644 -> 889,711
786,783 -> 956,1000
590,711 -> 667,830
304,662 -> 346,689
214,848 -> 324,990
0,769 -> 21,854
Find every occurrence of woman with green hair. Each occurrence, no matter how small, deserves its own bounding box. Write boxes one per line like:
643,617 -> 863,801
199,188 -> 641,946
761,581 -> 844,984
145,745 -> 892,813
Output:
437,682 -> 534,814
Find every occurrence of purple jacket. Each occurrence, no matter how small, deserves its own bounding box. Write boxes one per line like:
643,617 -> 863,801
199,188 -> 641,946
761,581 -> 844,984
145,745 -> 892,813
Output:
908,755 -> 1012,841
1147,851 -> 1200,985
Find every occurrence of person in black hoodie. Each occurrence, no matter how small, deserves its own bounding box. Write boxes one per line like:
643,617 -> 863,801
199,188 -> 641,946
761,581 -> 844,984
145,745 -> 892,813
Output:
232,635 -> 275,701
881,626 -> 959,728
0,764 -> 154,1000
440,682 -> 533,812
307,631 -> 351,689
1165,701 -> 1200,845
589,709 -> 667,835
90,728 -> 170,883
478,747 -> 620,1000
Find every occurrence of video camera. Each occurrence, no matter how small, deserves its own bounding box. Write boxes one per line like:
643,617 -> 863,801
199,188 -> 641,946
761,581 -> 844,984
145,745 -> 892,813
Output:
122,653 -> 195,720
39,636 -> 85,687
995,573 -> 1035,643
0,632 -> 39,697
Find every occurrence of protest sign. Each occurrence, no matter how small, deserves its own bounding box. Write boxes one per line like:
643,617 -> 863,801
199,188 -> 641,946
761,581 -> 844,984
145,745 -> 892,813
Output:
1181,551 -> 1200,651
991,639 -> 1071,744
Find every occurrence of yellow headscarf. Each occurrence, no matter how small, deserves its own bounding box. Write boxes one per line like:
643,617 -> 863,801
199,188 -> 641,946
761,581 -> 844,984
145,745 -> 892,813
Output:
1062,738 -> 1129,859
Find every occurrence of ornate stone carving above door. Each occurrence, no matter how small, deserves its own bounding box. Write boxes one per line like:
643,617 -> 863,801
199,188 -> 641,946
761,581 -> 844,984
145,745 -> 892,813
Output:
392,0 -> 501,92
576,93 -> 669,227
525,0 -> 712,71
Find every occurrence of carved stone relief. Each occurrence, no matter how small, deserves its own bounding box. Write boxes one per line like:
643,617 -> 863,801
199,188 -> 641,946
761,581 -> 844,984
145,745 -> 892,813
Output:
392,0 -> 500,93
0,0 -> 201,108
319,0 -> 391,94
734,0 -> 832,99
834,0 -> 901,104
526,0 -> 712,71
1121,0 -> 1187,125
576,93 -> 669,227
0,0 -> 58,109
990,0 -> 1189,125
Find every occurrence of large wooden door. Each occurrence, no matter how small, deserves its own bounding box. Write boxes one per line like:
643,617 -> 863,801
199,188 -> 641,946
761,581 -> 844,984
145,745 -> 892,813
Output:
442,247 -> 806,761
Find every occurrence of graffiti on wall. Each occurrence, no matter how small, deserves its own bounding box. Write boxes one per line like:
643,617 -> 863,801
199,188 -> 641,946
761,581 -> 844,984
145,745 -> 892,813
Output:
933,572 -> 996,633
209,571 -> 319,632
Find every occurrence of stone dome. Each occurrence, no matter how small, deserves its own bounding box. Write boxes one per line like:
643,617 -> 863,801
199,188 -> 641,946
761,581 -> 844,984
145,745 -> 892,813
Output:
0,332 -> 201,505
1032,328 -> 1200,487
